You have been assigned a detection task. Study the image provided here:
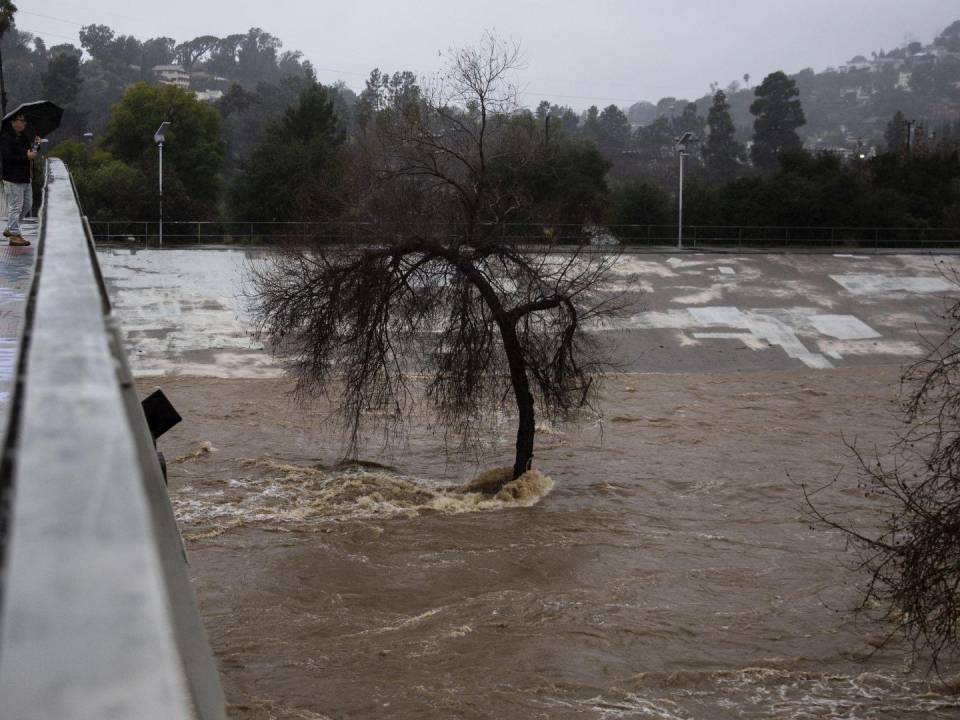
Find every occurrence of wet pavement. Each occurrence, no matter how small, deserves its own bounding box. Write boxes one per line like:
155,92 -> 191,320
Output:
0,219 -> 38,422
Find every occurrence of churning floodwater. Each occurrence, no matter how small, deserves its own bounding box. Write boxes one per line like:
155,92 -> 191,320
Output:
100,246 -> 960,718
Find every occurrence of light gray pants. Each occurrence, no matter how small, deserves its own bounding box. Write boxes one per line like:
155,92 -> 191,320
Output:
4,181 -> 31,236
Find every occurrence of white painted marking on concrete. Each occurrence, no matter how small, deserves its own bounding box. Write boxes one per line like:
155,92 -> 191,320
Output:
718,266 -> 736,275
745,314 -> 834,369
692,332 -> 767,350
689,307 -> 748,326
666,257 -> 711,269
608,305 -> 835,369
807,315 -> 881,340
606,257 -> 676,277
673,286 -> 726,304
830,274 -> 953,295
817,339 -> 925,357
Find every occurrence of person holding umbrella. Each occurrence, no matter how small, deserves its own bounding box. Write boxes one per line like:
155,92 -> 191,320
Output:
0,111 -> 39,246
0,101 -> 63,247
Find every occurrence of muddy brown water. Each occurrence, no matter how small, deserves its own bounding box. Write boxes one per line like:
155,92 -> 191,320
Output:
146,367 -> 960,719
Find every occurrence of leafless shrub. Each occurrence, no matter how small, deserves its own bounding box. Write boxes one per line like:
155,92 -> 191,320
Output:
803,263 -> 960,671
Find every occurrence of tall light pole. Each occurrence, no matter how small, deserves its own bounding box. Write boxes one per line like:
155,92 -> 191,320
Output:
154,122 -> 170,246
0,2 -> 17,117
675,132 -> 694,249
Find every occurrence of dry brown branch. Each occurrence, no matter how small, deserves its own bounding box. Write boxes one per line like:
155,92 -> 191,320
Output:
803,261 -> 960,672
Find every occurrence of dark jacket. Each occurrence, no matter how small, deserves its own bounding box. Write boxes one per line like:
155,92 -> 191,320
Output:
0,129 -> 33,184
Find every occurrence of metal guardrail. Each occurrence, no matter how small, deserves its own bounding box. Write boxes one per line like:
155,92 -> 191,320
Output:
0,159 -> 226,719
86,220 -> 960,250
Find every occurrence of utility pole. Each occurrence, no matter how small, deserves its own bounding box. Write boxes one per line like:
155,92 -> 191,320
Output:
0,1 -> 17,117
0,42 -> 7,116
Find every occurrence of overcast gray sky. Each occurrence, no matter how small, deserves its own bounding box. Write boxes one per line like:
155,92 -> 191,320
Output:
20,0 -> 960,110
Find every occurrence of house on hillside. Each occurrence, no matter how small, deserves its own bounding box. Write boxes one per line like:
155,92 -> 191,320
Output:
840,56 -> 872,73
153,65 -> 190,90
194,90 -> 224,103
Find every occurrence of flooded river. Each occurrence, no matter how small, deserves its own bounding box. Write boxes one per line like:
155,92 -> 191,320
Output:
102,247 -> 960,718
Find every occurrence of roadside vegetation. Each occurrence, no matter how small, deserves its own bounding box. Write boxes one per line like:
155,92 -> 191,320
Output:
0,10 -> 952,233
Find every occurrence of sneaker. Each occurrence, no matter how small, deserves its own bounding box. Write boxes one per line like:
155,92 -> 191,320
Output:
8,235 -> 30,246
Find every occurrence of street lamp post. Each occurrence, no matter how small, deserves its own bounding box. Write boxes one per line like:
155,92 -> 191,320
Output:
675,132 -> 694,249
154,122 -> 170,246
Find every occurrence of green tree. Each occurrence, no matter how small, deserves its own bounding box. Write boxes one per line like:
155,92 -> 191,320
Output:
78,24 -> 116,63
936,20 -> 960,52
41,44 -> 84,138
885,110 -> 908,154
229,82 -> 344,223
235,28 -> 282,85
356,68 -> 421,128
487,113 -> 609,232
139,37 -> 175,70
103,82 -> 224,219
581,105 -> 600,141
51,139 -> 152,220
174,35 -> 218,70
605,182 -> 671,227
673,101 -> 704,138
750,71 -> 806,170
42,45 -> 82,106
703,90 -> 745,179
596,104 -> 632,155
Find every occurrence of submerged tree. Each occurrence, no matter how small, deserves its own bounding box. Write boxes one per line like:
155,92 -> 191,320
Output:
804,269 -> 960,670
249,33 -> 618,487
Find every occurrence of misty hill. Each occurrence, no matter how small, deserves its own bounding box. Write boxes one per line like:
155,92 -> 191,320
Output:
3,16 -> 957,158
630,20 -> 960,153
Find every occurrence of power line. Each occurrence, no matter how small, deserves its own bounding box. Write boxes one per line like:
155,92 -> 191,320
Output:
17,10 -> 85,27
19,27 -> 80,43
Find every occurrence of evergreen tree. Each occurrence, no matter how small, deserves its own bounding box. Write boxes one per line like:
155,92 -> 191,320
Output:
703,90 -> 744,179
581,105 -> 600,142
229,82 -> 344,223
750,71 -> 805,170
885,110 -> 908,154
673,101 -> 704,138
595,104 -> 631,155
41,44 -> 84,137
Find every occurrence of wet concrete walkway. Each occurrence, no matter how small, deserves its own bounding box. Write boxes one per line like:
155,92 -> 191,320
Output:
0,218 -> 39,416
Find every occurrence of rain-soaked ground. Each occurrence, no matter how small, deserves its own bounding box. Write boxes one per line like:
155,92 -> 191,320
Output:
0,219 -> 38,424
101,246 -> 960,718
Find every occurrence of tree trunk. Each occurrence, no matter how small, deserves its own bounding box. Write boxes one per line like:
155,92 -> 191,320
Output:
498,319 -> 535,480
512,381 -> 535,480
448,253 -> 536,483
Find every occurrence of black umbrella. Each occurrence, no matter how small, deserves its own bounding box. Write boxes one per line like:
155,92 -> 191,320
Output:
2,100 -> 64,137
